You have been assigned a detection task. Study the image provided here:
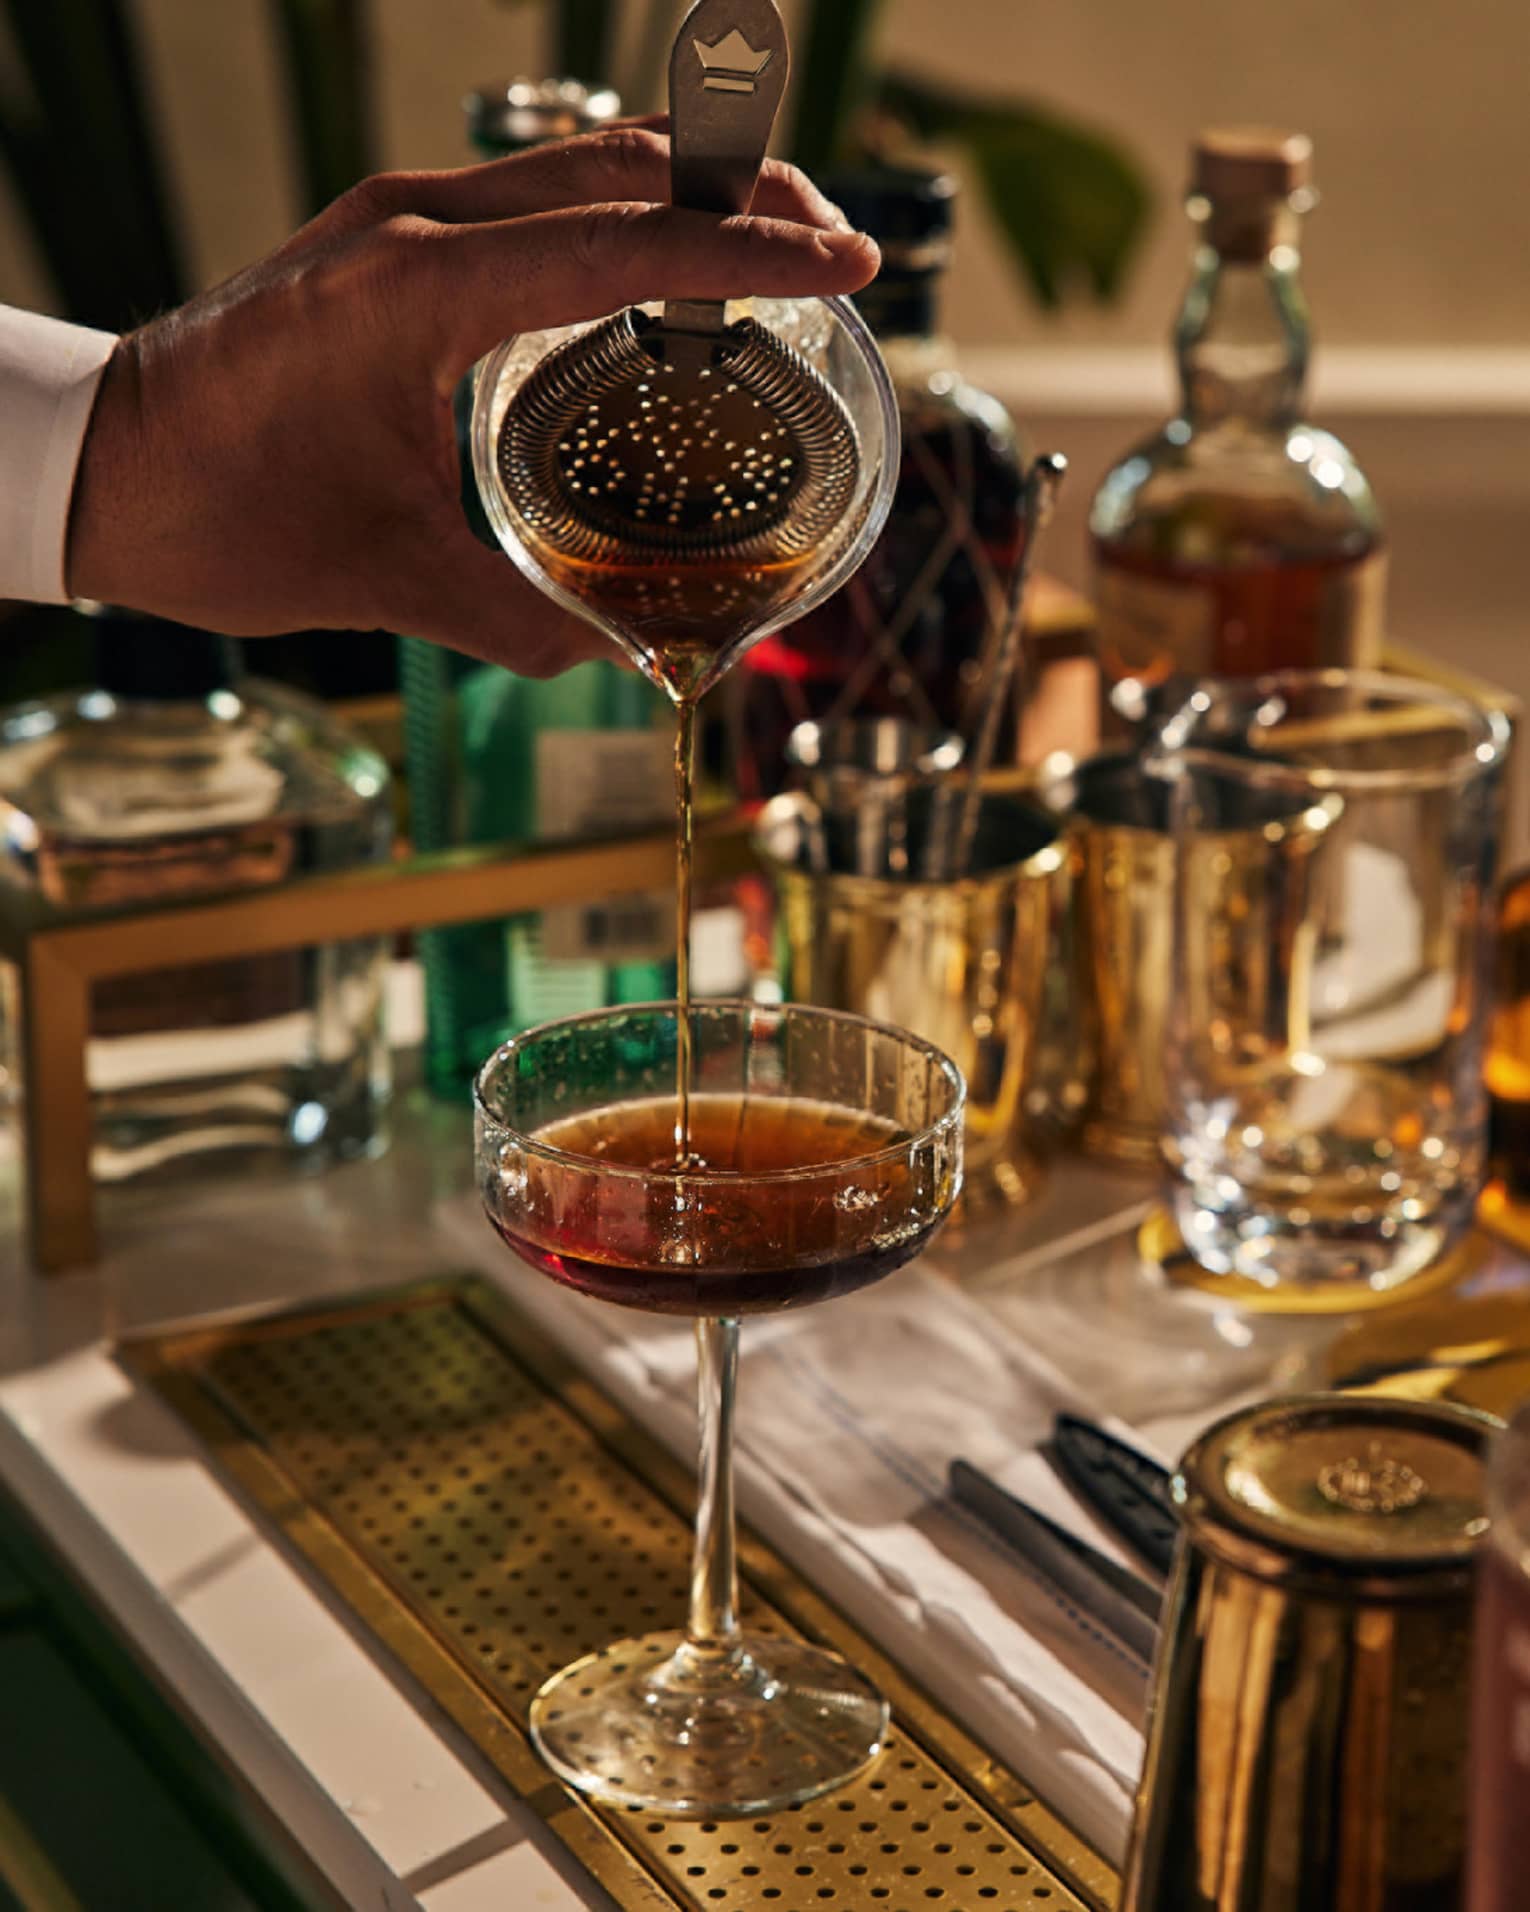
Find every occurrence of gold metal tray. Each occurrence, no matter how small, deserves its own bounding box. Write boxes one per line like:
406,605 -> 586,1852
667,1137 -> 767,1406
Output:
123,1277 -> 1118,1912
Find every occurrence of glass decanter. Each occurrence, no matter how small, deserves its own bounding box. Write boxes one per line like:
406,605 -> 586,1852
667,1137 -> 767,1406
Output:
0,604 -> 392,1181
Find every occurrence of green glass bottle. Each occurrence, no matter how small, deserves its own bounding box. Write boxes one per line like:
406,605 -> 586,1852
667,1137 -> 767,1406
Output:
402,79 -> 674,1098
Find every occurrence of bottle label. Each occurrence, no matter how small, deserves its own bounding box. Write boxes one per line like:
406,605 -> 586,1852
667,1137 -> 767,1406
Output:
534,728 -> 675,965
535,729 -> 670,840
1317,550 -> 1388,667
1095,567 -> 1218,680
1094,551 -> 1389,683
541,894 -> 674,965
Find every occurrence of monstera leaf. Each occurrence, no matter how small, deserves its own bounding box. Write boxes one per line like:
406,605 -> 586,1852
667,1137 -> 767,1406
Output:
875,71 -> 1151,308
784,3 -> 1148,311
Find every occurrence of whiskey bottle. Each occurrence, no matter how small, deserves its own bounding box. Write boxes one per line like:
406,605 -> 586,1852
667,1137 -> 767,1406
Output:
400,78 -> 674,1098
0,604 -> 394,1181
1487,862 -> 1530,1204
730,165 -> 1027,801
1089,128 -> 1384,720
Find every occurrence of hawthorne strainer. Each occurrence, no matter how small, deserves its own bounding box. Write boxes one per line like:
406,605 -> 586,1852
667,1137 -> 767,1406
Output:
471,0 -> 899,702
498,305 -> 859,565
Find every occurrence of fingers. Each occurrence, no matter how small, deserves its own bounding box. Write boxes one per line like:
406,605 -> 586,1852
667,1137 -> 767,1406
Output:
422,202 -> 880,382
754,159 -> 854,231
402,533 -> 616,676
319,129 -> 852,237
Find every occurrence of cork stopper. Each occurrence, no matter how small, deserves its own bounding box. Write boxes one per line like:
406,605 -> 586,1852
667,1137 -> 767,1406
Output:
1191,127 -> 1313,203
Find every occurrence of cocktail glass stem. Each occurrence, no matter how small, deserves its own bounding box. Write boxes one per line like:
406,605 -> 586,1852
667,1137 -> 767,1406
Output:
688,1316 -> 741,1662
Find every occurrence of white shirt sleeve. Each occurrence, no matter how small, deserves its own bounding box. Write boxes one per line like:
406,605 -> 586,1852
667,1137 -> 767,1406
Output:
0,306 -> 119,605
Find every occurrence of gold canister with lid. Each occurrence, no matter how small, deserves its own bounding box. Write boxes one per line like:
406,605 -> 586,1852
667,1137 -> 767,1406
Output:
1123,1393 -> 1496,1911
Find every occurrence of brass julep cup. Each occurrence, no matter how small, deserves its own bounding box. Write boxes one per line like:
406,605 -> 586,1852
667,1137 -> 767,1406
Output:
754,788 -> 1066,1210
1124,1394 -> 1496,1912
1060,749 -> 1175,1164
1060,746 -> 1336,1166
783,717 -> 964,879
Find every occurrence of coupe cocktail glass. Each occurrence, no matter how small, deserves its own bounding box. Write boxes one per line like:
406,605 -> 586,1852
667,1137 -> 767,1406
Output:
476,999 -> 963,1814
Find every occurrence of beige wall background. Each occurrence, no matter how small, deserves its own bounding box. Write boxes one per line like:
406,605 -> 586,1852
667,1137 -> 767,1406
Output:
3,0 -> 1526,808
3,0 -> 1528,350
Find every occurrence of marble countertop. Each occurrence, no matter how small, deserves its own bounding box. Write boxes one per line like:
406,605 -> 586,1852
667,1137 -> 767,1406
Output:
0,1061 -> 630,1909
0,1001 -> 1517,1908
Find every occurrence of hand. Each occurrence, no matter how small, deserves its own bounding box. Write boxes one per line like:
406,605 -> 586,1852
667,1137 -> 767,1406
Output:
66,129 -> 877,677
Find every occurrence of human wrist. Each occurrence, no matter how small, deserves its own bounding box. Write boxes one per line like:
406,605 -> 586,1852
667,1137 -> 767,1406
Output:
65,334 -> 150,607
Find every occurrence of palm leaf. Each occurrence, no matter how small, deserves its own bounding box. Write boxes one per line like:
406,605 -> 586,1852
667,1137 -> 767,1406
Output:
0,0 -> 184,326
0,106 -> 116,323
626,0 -> 685,115
553,0 -> 618,85
268,0 -> 376,215
874,71 -> 1151,309
787,0 -> 886,177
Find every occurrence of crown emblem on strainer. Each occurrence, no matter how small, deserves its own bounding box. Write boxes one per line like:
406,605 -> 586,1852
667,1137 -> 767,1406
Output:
694,28 -> 774,92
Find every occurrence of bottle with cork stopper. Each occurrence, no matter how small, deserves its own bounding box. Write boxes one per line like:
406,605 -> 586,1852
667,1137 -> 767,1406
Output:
1089,126 -> 1385,728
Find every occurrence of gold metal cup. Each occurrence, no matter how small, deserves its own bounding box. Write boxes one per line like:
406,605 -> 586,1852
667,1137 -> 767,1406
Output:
1064,751 -> 1174,1164
755,790 -> 1066,1210
1124,1394 -> 1496,1912
1063,747 -> 1338,1169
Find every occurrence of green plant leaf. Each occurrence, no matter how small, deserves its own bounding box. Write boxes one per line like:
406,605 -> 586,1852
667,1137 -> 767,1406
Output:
553,0 -> 618,86
627,0 -> 685,117
484,0 -> 618,91
0,0 -> 185,326
268,0 -> 377,216
875,71 -> 1151,309
0,110 -> 115,324
788,0 -> 887,178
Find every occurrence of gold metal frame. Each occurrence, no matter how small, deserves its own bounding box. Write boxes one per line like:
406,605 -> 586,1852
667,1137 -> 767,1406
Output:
13,637 -> 1518,1274
5,819 -> 756,1271
123,1274 -> 1118,1912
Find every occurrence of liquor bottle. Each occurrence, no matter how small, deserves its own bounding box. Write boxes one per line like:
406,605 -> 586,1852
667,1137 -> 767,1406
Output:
1487,862 -> 1530,1203
0,604 -> 393,1180
730,165 -> 1028,802
1089,129 -> 1385,718
401,78 -> 673,1098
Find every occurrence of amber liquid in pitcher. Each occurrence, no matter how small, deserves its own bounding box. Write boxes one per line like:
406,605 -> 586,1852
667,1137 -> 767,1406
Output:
525,541 -> 821,704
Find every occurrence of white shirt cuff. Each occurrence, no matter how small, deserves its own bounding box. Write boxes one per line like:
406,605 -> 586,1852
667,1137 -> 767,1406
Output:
0,307 -> 119,605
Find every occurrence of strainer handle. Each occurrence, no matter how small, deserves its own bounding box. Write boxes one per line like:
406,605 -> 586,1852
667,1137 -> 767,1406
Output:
669,0 -> 791,218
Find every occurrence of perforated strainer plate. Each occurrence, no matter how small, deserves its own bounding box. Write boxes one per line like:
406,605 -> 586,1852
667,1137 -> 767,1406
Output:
123,1278 -> 1116,1912
500,308 -> 859,563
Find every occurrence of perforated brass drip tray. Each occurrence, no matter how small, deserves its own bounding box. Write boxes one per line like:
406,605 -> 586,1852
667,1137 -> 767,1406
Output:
123,1277 -> 1116,1912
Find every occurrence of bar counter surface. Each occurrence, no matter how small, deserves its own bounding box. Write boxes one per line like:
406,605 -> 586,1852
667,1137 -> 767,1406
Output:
0,1069 -> 616,1909
0,1002 -> 1523,1907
